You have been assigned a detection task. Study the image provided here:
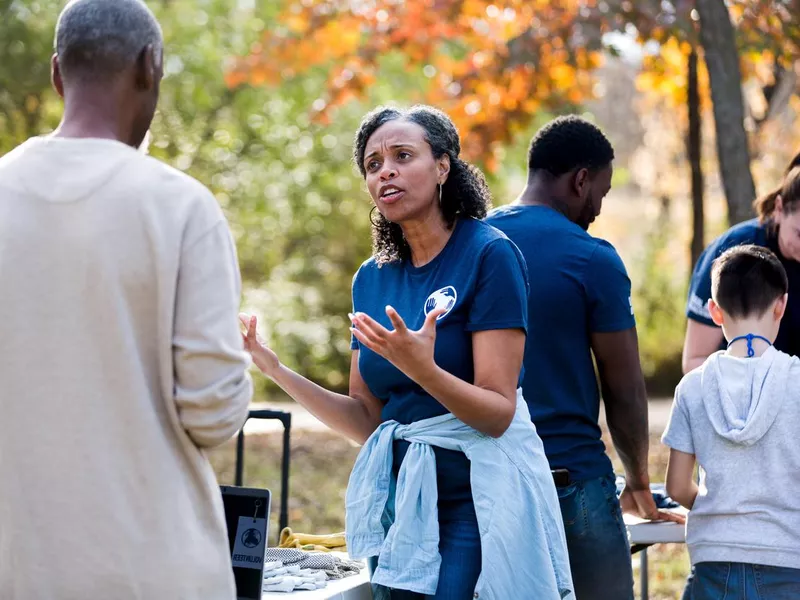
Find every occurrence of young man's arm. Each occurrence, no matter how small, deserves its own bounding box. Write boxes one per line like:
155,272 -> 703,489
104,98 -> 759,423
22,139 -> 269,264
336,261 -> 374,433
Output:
592,328 -> 649,489
666,449 -> 698,509
592,329 -> 683,523
588,243 -> 684,523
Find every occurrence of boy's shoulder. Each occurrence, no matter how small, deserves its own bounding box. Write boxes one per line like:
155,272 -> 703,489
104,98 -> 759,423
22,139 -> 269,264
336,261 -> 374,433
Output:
778,348 -> 800,379
675,363 -> 706,406
674,354 -> 726,411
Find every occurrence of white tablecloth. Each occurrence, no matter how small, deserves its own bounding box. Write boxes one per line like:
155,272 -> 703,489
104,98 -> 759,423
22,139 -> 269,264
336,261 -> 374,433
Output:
260,516 -> 686,599
624,510 -> 688,545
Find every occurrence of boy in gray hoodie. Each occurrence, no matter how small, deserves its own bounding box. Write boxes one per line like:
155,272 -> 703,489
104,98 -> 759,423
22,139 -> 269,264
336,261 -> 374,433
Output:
663,244 -> 800,599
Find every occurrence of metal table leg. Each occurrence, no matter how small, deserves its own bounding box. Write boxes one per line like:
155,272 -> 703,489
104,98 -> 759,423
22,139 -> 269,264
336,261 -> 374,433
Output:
630,543 -> 653,600
640,547 -> 648,599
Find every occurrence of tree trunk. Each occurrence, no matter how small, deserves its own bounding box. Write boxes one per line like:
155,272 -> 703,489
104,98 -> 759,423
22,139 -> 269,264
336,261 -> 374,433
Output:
696,0 -> 756,225
688,47 -> 705,268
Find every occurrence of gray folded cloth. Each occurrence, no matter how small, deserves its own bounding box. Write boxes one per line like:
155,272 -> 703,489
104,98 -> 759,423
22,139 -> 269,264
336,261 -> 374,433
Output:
264,548 -> 306,565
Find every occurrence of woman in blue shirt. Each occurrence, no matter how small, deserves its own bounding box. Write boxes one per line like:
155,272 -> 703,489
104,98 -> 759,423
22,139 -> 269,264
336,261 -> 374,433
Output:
240,105 -> 568,599
683,154 -> 800,371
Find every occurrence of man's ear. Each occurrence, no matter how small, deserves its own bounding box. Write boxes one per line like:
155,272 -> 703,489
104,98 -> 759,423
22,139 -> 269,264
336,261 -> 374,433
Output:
708,298 -> 725,327
51,54 -> 65,99
135,44 -> 159,91
573,167 -> 589,196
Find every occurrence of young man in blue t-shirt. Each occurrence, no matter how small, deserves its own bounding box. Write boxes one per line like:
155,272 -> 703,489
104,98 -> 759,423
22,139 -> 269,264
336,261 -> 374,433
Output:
487,116 -> 683,600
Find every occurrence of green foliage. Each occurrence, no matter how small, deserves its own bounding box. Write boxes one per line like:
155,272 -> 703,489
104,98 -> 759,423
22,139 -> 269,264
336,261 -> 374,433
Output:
631,197 -> 687,395
0,0 -> 63,146
0,0 -> 687,397
147,1 -> 376,394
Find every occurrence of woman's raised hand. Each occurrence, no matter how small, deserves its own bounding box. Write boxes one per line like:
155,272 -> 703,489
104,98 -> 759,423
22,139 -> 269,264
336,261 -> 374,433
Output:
239,313 -> 281,377
349,305 -> 445,384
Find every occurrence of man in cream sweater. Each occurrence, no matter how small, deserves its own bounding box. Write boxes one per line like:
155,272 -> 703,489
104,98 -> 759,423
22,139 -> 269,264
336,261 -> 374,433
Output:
0,1 -> 253,598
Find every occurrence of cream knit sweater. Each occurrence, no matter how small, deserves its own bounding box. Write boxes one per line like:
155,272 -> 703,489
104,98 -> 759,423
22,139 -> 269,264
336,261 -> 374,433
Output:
0,136 -> 253,599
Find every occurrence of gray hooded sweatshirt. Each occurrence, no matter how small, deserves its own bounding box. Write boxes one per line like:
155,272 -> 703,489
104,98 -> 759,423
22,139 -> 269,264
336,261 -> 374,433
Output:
662,346 -> 800,569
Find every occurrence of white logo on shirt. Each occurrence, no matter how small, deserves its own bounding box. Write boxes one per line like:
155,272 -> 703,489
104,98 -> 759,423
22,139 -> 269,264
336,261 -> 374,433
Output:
424,286 -> 458,320
629,295 -> 634,316
688,293 -> 712,319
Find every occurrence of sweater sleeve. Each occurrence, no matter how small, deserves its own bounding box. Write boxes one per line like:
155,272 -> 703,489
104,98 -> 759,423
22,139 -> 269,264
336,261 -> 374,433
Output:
173,218 -> 253,448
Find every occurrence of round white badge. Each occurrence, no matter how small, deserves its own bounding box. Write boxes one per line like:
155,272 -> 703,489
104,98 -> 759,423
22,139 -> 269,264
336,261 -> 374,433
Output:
424,286 -> 458,320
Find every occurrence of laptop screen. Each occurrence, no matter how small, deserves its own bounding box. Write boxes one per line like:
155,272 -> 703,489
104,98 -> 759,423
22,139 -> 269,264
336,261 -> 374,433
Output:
221,486 -> 271,600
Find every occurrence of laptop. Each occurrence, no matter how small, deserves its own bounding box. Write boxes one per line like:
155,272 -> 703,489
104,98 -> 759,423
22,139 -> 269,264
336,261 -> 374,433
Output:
221,486 -> 272,600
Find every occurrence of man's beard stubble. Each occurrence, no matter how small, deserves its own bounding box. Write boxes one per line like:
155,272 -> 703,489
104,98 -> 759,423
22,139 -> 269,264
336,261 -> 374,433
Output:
576,192 -> 597,231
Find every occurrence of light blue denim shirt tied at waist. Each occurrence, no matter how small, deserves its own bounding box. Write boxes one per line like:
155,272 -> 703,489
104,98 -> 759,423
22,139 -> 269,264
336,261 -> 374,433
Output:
345,390 -> 575,599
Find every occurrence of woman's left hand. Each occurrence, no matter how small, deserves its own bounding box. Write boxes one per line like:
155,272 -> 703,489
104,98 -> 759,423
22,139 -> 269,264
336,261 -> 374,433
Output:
349,306 -> 444,384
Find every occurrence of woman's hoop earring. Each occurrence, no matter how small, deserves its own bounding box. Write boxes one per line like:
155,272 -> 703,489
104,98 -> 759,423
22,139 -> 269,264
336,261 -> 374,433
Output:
438,183 -> 443,206
369,205 -> 381,227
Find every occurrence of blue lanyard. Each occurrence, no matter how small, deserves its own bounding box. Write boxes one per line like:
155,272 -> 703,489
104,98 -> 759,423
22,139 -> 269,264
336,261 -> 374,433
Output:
727,333 -> 772,358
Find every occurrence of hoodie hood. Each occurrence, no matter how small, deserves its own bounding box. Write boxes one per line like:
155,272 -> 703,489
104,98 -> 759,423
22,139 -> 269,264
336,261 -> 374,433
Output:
1,136 -> 135,204
700,346 -> 793,445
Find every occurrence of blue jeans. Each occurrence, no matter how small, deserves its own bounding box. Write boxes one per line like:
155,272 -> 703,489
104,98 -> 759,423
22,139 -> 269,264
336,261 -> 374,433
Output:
682,562 -> 800,600
369,500 -> 482,600
557,474 -> 633,600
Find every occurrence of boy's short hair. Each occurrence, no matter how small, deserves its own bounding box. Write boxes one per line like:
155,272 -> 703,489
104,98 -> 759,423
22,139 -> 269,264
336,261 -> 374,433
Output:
711,245 -> 788,319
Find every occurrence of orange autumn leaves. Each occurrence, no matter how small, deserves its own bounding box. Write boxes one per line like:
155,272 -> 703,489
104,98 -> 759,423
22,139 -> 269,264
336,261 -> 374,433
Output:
634,1 -> 799,122
225,0 -> 605,166
637,38 -> 711,111
731,0 -> 800,59
225,0 -> 798,167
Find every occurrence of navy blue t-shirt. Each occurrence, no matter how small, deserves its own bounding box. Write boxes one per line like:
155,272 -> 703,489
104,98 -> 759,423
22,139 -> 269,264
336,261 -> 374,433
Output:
487,205 -> 635,481
351,217 -> 529,506
687,218 -> 800,357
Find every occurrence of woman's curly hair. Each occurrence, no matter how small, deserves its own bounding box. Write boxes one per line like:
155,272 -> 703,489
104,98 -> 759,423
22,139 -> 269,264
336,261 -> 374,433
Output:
353,105 -> 492,265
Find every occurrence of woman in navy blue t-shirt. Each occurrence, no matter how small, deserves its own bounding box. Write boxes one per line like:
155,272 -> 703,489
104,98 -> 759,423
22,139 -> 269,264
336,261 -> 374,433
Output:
683,155 -> 800,371
241,105 -> 532,599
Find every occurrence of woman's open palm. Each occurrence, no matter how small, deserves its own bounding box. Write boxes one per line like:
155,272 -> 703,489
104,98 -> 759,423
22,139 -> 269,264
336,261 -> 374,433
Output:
349,305 -> 444,383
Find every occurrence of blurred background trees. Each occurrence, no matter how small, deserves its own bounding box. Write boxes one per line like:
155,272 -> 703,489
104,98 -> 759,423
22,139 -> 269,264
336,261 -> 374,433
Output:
3,0 -> 799,396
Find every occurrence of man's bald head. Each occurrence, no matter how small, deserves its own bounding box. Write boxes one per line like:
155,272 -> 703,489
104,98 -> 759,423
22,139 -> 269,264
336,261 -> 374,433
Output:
55,0 -> 163,83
